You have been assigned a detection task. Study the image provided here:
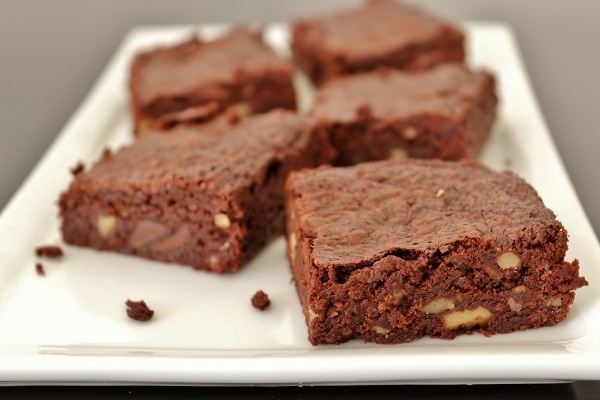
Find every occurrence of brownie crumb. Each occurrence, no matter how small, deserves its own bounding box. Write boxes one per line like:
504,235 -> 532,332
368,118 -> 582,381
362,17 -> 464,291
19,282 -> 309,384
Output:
35,263 -> 45,276
35,245 -> 63,259
251,290 -> 271,310
70,162 -> 85,176
125,299 -> 154,321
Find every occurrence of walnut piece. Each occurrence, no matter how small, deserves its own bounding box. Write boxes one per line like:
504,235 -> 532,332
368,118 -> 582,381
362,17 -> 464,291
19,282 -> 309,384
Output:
390,147 -> 408,160
97,215 -> 117,238
288,232 -> 297,263
392,290 -> 405,306
308,307 -> 318,324
402,126 -> 418,141
213,213 -> 231,229
507,297 -> 522,312
548,297 -> 563,307
228,102 -> 251,117
443,306 -> 492,330
373,325 -> 391,335
496,252 -> 521,269
424,298 -> 455,314
137,118 -> 155,134
484,266 -> 501,280
512,285 -> 527,293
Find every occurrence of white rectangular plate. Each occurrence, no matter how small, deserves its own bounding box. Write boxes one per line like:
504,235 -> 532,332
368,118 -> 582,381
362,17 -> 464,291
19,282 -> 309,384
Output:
1,23 -> 599,385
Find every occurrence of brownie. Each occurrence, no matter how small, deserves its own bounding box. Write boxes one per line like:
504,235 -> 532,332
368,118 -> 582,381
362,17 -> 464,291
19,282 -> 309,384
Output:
284,159 -> 587,345
59,110 -> 335,273
130,27 -> 297,134
291,0 -> 465,85
309,63 -> 497,165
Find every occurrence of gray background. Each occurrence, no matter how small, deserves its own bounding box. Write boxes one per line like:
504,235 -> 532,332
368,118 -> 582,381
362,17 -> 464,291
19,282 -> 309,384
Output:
1,0 -> 599,240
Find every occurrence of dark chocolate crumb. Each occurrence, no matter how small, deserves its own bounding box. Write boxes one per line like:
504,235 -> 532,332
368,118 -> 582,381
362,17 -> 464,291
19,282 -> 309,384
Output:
125,299 -> 154,321
251,290 -> 271,311
70,162 -> 85,176
35,245 -> 63,259
35,263 -> 45,276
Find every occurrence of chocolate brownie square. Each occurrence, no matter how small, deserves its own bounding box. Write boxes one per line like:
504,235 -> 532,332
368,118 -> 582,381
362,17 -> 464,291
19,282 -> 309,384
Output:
284,159 -> 587,345
130,27 -> 297,134
291,0 -> 465,85
59,110 -> 334,273
310,63 -> 497,165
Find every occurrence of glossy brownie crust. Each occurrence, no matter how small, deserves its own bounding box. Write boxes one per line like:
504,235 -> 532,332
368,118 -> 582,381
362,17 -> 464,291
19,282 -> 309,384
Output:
130,28 -> 296,134
310,63 -> 497,165
291,0 -> 465,85
59,110 -> 334,273
284,159 -> 587,344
